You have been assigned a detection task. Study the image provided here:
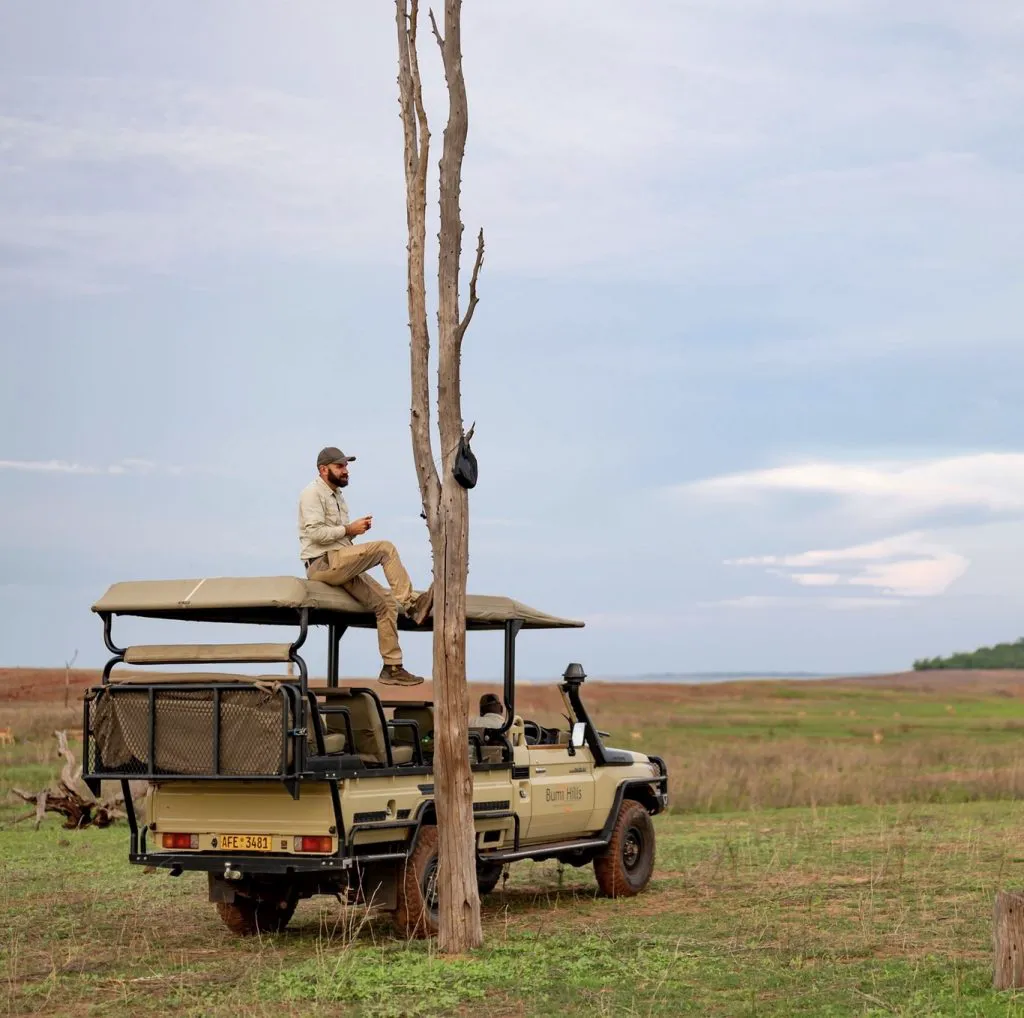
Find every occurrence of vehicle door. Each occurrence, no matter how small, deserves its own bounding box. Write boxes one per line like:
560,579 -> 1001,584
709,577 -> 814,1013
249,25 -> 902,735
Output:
523,733 -> 596,841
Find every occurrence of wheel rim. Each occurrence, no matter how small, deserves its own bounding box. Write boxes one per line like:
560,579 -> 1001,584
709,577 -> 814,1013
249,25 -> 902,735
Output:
622,826 -> 644,872
422,856 -> 440,920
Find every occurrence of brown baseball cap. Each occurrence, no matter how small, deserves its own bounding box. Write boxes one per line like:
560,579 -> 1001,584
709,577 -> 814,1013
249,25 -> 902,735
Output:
317,446 -> 356,468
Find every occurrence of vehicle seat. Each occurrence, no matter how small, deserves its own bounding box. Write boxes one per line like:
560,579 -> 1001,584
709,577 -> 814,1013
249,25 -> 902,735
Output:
509,715 -> 525,747
317,705 -> 350,755
330,691 -> 413,766
392,705 -> 434,751
322,732 -> 347,754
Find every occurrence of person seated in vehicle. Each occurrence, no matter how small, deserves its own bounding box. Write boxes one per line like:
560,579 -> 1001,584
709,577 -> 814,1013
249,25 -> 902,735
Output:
298,446 -> 432,687
468,693 -> 508,763
469,693 -> 505,730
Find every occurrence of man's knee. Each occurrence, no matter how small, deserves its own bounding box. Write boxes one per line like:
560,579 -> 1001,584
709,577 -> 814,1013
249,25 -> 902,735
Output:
358,539 -> 395,563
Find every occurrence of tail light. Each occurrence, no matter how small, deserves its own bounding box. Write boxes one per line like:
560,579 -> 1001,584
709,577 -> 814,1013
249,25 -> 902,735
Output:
162,833 -> 199,850
294,836 -> 333,854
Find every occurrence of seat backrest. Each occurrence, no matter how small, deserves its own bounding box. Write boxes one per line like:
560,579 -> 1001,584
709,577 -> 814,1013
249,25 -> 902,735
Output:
336,691 -> 387,762
393,705 -> 433,744
509,715 -> 525,747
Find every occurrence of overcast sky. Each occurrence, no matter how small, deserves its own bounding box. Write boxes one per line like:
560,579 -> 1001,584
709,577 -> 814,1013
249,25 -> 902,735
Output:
2,1 -> 1023,679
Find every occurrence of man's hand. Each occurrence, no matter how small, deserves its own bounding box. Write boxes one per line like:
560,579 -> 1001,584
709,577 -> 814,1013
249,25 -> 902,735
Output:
348,515 -> 373,537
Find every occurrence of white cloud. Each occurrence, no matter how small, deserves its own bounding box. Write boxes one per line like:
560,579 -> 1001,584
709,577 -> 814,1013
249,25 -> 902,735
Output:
0,0 -> 1022,310
704,594 -> 907,610
787,573 -> 841,587
0,458 -> 169,475
684,453 -> 1002,602
731,531 -> 970,597
685,452 -> 1024,520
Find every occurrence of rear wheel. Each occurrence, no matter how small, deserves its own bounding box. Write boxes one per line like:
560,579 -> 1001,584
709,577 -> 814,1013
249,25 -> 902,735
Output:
594,799 -> 655,898
477,859 -> 505,895
215,884 -> 297,936
394,825 -> 440,938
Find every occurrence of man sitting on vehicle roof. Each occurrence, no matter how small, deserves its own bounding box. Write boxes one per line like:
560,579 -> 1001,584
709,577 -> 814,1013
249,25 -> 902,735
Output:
298,446 -> 432,687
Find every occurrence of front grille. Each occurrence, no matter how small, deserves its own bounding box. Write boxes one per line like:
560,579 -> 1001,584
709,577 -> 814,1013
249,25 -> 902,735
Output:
473,800 -> 510,813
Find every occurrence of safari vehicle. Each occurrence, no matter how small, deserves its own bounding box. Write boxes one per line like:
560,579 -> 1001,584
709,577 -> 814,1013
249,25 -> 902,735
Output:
83,576 -> 669,936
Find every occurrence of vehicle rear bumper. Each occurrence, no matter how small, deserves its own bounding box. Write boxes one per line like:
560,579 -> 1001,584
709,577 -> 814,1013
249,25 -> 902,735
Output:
134,850 -> 353,874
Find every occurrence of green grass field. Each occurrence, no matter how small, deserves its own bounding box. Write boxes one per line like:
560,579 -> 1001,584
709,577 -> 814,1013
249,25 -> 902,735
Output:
5,675 -> 1024,1016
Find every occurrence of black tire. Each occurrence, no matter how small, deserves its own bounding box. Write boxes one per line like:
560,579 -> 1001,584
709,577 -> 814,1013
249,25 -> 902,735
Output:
394,825 -> 440,938
594,798 -> 655,898
477,859 -> 504,895
215,886 -> 297,936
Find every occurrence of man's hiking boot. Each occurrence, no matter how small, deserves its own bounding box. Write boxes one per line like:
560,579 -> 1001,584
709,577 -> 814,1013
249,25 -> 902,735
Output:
405,587 -> 434,626
379,664 -> 425,686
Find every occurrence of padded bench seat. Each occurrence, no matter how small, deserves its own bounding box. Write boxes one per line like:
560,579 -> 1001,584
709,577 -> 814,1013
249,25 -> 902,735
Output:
317,729 -> 414,765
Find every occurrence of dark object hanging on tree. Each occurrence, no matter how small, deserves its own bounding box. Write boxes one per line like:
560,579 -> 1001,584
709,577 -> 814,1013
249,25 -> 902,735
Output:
453,423 -> 478,489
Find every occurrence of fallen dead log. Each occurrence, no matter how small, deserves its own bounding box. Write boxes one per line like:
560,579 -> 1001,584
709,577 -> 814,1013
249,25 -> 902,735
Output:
8,730 -> 134,829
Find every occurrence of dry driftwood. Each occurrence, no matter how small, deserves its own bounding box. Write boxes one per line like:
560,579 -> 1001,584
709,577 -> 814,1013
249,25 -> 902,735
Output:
9,730 -> 135,830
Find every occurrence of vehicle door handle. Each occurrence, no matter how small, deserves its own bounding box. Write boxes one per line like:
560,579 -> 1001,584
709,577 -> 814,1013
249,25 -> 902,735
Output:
534,767 -> 546,774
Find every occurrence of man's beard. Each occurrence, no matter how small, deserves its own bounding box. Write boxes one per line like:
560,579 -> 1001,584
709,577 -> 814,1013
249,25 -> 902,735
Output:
329,469 -> 349,488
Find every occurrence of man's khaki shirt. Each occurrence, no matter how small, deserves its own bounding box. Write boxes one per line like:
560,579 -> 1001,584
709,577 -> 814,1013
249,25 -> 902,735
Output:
298,477 -> 352,562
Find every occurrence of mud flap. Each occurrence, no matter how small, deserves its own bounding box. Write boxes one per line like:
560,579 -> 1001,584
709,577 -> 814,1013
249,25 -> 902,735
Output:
354,862 -> 399,910
208,873 -> 237,904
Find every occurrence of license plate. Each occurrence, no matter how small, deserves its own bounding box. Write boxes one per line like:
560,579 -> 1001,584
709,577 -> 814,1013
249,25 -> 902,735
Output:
217,834 -> 273,852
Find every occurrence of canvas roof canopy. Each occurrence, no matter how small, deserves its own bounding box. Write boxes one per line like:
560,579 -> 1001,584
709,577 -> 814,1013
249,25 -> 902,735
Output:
92,576 -> 584,631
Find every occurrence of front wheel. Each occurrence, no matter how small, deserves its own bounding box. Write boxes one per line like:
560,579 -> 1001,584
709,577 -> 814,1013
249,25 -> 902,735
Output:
594,798 -> 655,898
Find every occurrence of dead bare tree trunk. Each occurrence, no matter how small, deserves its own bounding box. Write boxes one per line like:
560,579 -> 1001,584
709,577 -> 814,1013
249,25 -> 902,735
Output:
396,0 -> 484,952
994,891 -> 1024,989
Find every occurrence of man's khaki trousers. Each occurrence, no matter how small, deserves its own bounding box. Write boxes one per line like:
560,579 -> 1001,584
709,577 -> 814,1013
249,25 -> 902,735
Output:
307,541 -> 415,667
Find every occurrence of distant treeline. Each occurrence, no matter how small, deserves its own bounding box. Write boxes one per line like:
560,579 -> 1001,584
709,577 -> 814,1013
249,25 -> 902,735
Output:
914,638 -> 1024,671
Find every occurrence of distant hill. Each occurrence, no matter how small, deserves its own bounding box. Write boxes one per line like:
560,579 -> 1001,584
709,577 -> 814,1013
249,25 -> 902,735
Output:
914,638 -> 1024,671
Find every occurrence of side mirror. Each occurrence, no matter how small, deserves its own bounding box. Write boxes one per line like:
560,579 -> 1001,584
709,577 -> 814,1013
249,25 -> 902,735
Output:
570,721 -> 587,749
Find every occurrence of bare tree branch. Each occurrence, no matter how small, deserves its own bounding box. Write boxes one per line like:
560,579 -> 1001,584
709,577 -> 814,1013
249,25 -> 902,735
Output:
408,4 -> 430,187
396,2 -> 421,178
456,228 -> 484,347
396,0 -> 441,521
56,729 -> 96,804
428,8 -> 444,50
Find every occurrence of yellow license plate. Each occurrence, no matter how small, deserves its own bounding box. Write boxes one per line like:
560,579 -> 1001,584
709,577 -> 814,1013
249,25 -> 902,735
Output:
217,834 -> 273,852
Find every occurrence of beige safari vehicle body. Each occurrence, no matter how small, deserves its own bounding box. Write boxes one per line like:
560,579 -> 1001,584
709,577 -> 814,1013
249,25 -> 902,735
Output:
83,577 -> 668,936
